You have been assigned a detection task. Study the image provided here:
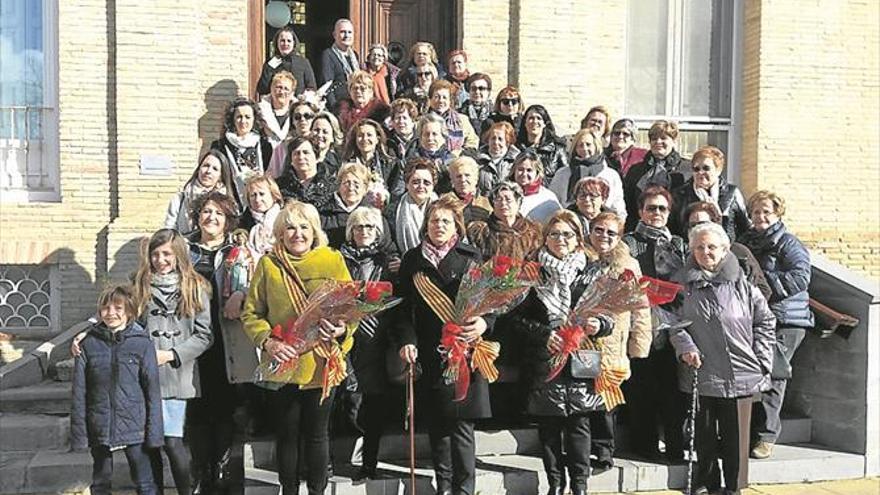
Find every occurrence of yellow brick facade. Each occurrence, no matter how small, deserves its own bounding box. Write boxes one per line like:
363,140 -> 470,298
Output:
0,1 -> 249,330
462,0 -> 880,278
1,1 -> 877,332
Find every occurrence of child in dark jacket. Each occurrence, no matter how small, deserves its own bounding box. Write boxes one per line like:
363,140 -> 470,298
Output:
71,284 -> 163,495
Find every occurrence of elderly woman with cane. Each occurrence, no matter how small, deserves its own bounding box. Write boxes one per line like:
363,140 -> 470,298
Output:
670,222 -> 775,495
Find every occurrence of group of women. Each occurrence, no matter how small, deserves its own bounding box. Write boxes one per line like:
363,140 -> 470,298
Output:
142,31 -> 814,495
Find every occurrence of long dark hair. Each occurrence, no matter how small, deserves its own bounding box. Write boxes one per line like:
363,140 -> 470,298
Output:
516,104 -> 559,148
186,149 -> 235,194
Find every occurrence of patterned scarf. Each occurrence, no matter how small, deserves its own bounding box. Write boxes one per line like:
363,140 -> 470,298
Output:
421,234 -> 459,268
248,203 -> 281,255
535,248 -> 587,325
434,109 -> 464,152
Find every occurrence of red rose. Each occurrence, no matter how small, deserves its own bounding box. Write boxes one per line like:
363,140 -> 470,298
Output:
364,281 -> 392,303
493,255 -> 513,277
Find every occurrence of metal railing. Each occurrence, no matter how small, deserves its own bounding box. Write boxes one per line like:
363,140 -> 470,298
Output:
0,105 -> 55,194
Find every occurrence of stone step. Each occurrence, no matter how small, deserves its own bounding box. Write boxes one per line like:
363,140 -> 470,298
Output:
3,444 -> 863,495
250,427 -> 541,469
0,381 -> 71,414
0,413 -> 69,451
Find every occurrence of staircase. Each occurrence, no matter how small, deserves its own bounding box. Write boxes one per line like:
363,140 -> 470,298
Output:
0,377 -> 863,495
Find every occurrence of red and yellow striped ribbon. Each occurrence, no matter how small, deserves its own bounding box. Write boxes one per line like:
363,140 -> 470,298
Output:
412,272 -> 500,383
581,338 -> 628,410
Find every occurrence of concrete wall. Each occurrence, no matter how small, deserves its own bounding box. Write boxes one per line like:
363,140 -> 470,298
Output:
787,252 -> 880,475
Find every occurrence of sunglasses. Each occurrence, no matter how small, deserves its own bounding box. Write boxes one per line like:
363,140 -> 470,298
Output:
577,192 -> 602,200
500,98 -> 520,105
591,226 -> 619,238
471,85 -> 490,92
612,130 -> 633,138
693,165 -> 713,172
416,71 -> 432,78
293,113 -> 315,121
547,231 -> 575,241
644,204 -> 669,213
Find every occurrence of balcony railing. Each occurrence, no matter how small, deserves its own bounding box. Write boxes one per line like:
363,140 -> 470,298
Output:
1,105 -> 57,198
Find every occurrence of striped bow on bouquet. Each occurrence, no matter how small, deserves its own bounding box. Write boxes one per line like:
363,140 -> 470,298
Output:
416,256 -> 541,402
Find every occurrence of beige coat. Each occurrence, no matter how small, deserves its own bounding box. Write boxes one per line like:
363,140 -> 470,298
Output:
584,242 -> 652,379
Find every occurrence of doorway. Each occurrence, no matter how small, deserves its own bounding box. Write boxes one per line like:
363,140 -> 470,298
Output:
251,0 -> 460,93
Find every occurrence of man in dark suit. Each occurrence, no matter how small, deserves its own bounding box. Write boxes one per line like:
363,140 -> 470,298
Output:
320,18 -> 359,111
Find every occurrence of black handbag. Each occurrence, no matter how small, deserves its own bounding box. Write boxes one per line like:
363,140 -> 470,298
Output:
570,349 -> 602,379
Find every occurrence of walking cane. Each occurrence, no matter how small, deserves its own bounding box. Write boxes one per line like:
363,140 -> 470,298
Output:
686,364 -> 699,495
407,362 -> 417,495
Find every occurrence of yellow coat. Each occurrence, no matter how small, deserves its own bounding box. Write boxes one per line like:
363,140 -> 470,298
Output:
240,245 -> 354,388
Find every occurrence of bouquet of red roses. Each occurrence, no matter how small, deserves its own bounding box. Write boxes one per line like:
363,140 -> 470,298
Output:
438,255 -> 541,401
546,270 -> 683,382
255,280 -> 398,403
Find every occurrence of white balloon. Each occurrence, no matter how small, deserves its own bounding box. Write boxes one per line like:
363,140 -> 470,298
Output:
265,1 -> 291,29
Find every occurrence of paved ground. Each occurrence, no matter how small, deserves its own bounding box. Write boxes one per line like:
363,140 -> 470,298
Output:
53,477 -> 880,494
609,477 -> 880,495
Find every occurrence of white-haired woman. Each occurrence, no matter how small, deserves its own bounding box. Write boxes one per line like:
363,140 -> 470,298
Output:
670,222 -> 775,495
340,206 -> 400,480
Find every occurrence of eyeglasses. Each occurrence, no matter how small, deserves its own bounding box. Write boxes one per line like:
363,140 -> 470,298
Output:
340,179 -> 363,188
500,98 -> 520,106
612,130 -> 632,138
408,179 -> 434,186
293,113 -> 315,121
692,165 -> 713,172
471,85 -> 489,92
353,225 -> 378,232
493,195 -> 517,205
577,192 -> 602,200
591,226 -> 619,238
547,231 -> 575,241
644,204 -> 669,213
416,71 -> 432,78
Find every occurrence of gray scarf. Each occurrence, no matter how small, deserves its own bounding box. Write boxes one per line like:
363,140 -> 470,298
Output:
535,248 -> 587,326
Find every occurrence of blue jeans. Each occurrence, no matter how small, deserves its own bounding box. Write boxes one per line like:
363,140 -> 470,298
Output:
90,443 -> 157,495
752,326 -> 806,443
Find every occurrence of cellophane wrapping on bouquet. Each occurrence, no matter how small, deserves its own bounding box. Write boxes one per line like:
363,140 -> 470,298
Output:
254,280 -> 398,403
546,270 -> 684,383
439,255 -> 541,401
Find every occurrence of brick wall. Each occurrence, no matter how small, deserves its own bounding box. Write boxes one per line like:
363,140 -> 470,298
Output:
740,0 -> 880,278
463,0 -> 880,279
0,1 -> 249,331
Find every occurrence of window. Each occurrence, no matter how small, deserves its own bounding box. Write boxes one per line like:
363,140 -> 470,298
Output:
625,0 -> 741,180
0,0 -> 59,202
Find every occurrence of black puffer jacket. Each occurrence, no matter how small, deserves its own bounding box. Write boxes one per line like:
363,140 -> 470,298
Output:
509,272 -> 613,417
623,150 -> 692,232
670,178 -> 751,241
71,322 -> 163,450
739,221 -> 814,328
519,138 -> 569,186
341,241 -> 399,395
